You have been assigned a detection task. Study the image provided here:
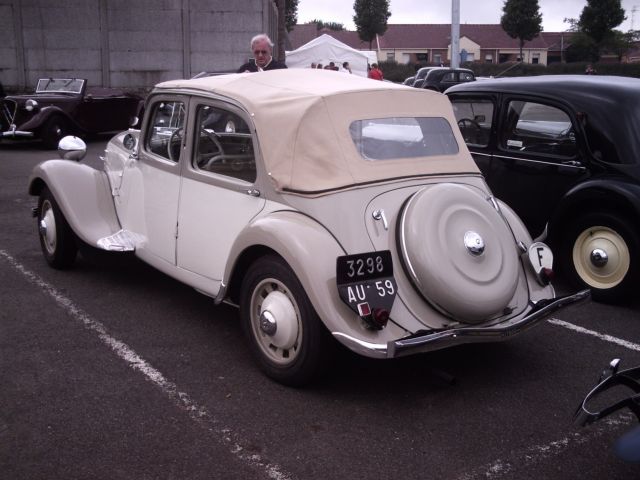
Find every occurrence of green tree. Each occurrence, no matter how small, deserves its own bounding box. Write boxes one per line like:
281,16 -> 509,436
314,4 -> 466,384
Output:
500,0 -> 543,63
565,32 -> 599,62
276,0 -> 299,61
353,0 -> 391,49
308,19 -> 345,31
578,0 -> 625,44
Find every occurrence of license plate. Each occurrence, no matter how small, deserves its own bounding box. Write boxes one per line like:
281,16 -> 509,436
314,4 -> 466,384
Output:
336,251 -> 397,318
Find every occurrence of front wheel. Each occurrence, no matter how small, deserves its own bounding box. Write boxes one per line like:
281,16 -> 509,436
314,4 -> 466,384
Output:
560,212 -> 638,302
240,255 -> 332,386
37,187 -> 78,269
41,116 -> 69,150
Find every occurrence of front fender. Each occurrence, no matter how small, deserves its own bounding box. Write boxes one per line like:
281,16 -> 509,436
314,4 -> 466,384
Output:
19,106 -> 74,131
224,211 -> 411,353
28,160 -> 121,247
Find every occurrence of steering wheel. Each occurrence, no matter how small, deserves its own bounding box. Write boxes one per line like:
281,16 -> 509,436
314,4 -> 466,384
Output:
457,118 -> 481,130
167,127 -> 183,161
202,129 -> 225,157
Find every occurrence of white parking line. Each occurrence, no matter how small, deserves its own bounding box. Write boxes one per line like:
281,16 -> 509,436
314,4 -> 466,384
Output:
0,250 -> 293,480
457,317 -> 640,479
548,318 -> 640,352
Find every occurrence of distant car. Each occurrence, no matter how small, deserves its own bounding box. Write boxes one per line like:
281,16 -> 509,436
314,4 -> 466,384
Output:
447,75 -> 640,301
28,70 -> 587,385
411,67 -> 438,88
422,67 -> 475,92
1,78 -> 143,149
403,76 -> 415,86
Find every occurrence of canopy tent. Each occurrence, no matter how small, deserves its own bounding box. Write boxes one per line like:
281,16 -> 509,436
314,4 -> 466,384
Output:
285,34 -> 376,77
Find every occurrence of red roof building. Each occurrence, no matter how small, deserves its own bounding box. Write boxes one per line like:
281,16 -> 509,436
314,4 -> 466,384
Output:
289,23 -> 576,66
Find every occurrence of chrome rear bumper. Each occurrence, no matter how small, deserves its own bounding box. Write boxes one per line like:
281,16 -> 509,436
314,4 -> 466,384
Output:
388,289 -> 590,357
332,289 -> 590,359
2,126 -> 34,138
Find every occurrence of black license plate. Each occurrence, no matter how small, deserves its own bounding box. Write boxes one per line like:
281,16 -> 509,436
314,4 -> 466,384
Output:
336,251 -> 397,319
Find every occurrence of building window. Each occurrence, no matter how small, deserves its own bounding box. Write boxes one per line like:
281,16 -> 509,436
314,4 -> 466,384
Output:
386,52 -> 395,61
402,53 -> 411,64
532,53 -> 540,64
485,54 -> 493,64
434,53 -> 442,65
416,53 -> 428,63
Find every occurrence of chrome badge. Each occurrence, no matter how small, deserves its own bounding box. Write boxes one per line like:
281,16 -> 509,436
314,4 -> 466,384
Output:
464,231 -> 485,256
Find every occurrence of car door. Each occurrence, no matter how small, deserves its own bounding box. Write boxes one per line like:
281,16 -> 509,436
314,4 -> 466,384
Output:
115,96 -> 187,265
175,98 -> 265,286
490,96 -> 589,237
438,71 -> 458,91
449,94 -> 497,177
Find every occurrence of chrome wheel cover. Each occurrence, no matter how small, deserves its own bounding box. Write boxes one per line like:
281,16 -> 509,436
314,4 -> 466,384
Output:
573,225 -> 630,289
40,199 -> 57,256
249,278 -> 302,366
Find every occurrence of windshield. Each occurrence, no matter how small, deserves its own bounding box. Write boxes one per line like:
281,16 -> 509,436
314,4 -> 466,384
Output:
349,117 -> 459,161
36,78 -> 85,94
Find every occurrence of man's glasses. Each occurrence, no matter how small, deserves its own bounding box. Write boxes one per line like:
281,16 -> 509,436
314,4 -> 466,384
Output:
253,50 -> 268,55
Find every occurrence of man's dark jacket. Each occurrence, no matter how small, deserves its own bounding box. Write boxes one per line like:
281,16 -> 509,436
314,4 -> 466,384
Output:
237,59 -> 287,73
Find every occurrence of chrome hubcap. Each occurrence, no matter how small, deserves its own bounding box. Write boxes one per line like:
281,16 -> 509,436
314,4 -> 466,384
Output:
590,248 -> 608,267
250,279 -> 301,365
40,201 -> 57,255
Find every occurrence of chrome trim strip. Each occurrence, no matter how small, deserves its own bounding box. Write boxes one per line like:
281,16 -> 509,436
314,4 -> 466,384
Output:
387,289 -> 590,358
331,332 -> 388,359
214,282 -> 227,305
493,154 -> 585,170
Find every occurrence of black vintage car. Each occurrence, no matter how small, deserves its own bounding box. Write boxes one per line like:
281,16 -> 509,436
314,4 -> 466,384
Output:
446,75 -> 640,301
0,78 -> 143,149
420,67 -> 475,92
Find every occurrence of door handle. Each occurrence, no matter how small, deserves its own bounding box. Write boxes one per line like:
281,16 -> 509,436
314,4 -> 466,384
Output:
245,188 -> 261,197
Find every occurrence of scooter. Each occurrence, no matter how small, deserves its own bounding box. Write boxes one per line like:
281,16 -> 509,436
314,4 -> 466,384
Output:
575,359 -> 640,462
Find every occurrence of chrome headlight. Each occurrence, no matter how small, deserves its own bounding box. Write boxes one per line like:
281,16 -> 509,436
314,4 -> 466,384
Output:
25,99 -> 38,111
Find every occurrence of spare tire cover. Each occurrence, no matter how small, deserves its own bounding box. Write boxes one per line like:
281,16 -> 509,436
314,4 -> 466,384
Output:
398,183 -> 519,323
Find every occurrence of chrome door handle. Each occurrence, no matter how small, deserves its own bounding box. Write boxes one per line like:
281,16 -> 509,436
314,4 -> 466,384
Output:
245,189 -> 261,197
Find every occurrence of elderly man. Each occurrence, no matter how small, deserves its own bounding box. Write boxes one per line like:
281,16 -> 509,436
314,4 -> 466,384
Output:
237,34 -> 287,72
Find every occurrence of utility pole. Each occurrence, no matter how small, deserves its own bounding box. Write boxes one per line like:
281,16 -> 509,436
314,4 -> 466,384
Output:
451,0 -> 460,68
632,5 -> 637,31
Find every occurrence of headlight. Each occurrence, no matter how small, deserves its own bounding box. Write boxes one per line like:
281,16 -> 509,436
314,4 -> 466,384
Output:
25,99 -> 38,111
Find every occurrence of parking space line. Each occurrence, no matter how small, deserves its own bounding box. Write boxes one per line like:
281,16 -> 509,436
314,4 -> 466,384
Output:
0,249 -> 293,480
548,318 -> 640,352
455,414 -> 633,479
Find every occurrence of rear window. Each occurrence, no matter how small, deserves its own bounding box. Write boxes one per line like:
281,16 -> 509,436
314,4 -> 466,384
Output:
349,117 -> 459,161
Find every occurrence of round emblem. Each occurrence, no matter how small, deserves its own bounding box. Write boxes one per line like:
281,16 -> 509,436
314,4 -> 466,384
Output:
464,231 -> 485,256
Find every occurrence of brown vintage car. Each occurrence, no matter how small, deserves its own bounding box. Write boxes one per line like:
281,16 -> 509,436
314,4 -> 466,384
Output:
0,78 -> 143,149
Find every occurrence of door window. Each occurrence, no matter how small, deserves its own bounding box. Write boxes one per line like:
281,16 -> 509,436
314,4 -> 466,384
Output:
146,101 -> 186,162
192,105 -> 256,182
451,98 -> 494,147
501,101 -> 577,157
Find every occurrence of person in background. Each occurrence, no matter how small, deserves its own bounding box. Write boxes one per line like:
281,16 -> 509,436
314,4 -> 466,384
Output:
316,63 -> 323,69
237,33 -> 287,72
585,64 -> 597,75
310,62 -> 317,69
368,63 -> 383,81
342,61 -> 352,73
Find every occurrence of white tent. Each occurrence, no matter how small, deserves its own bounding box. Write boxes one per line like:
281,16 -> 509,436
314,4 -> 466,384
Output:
285,34 -> 376,77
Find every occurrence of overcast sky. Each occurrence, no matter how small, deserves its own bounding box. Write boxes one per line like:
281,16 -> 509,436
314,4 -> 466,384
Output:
296,0 -> 638,32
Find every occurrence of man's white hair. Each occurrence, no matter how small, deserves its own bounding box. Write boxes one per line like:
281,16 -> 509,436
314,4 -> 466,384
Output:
251,33 -> 274,50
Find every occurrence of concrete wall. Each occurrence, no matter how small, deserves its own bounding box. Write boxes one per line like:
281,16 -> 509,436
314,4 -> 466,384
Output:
0,0 -> 278,90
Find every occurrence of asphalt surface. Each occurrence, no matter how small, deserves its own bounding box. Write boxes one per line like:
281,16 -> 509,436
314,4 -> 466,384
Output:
1,137 -> 639,480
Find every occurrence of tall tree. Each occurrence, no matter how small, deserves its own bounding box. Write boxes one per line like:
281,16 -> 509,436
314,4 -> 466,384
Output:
353,0 -> 391,50
578,0 -> 625,44
500,0 -> 543,63
275,0 -> 299,61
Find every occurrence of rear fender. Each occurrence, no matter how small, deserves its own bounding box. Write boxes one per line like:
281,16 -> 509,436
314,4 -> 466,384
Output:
28,160 -> 121,247
224,211 -> 411,349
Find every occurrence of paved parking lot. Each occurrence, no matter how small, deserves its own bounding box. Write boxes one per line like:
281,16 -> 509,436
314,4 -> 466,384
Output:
1,139 -> 639,479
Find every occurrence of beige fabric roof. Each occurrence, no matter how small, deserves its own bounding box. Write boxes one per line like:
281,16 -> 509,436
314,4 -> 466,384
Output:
156,69 -> 478,193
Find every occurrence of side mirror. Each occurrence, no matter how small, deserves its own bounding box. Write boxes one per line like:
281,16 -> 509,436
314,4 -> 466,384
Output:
123,132 -> 138,152
58,135 -> 87,161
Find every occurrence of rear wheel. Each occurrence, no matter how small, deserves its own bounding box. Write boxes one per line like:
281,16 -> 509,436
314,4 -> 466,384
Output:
41,116 -> 69,149
37,187 -> 77,269
560,212 -> 638,302
239,255 -> 332,386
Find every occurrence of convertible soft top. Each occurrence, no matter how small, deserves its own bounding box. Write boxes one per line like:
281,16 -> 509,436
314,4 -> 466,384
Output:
157,69 -> 479,193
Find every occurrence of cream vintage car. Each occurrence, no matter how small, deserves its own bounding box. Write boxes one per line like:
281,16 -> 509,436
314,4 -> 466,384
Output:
28,70 -> 588,385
